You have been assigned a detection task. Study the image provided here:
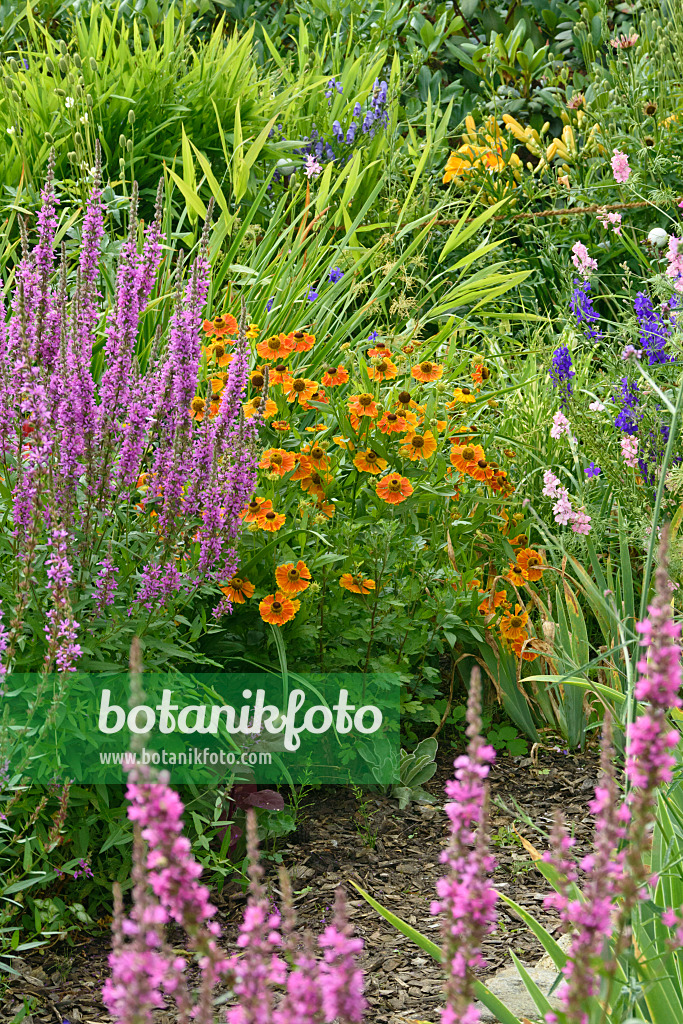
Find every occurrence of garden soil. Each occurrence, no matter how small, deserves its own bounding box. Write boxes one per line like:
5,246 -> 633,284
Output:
1,748 -> 599,1024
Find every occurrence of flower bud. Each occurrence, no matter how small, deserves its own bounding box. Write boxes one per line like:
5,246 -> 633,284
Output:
86,93 -> 93,107
89,56 -> 98,73
74,131 -> 83,146
45,57 -> 55,74
45,131 -> 54,144
73,53 -> 82,69
126,138 -> 133,152
54,87 -> 66,97
128,109 -> 135,125
59,57 -> 68,75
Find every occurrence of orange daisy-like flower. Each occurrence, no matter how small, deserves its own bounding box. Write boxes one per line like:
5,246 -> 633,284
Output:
316,500 -> 335,518
468,457 -> 494,483
259,591 -> 300,626
243,397 -> 278,419
504,561 -> 526,587
368,342 -> 391,358
339,573 -> 376,595
284,377 -> 318,404
512,635 -> 537,661
348,393 -> 379,420
509,533 -> 528,548
516,548 -> 545,582
303,444 -> 330,470
271,420 -> 290,433
275,560 -> 312,595
300,388 -> 329,411
353,450 -> 388,474
249,368 -> 268,392
400,431 -> 437,462
258,509 -> 287,532
478,590 -> 509,616
220,576 -> 255,604
292,454 -> 313,481
322,365 -> 349,387
210,375 -> 227,397
377,411 -> 408,435
499,603 -> 529,641
206,341 -> 232,367
288,330 -> 316,353
367,357 -> 398,383
203,313 -> 238,338
376,472 -> 413,505
450,443 -> 485,475
240,497 -> 273,522
259,448 -> 296,476
190,397 -> 207,421
269,362 -> 292,386
471,364 -> 492,386
447,387 -> 476,408
300,470 -> 331,499
411,360 -> 443,383
256,333 -> 295,361
246,323 -> 260,339
333,435 -> 354,450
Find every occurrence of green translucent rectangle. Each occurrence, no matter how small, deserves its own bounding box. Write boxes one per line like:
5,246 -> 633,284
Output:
2,671 -> 400,785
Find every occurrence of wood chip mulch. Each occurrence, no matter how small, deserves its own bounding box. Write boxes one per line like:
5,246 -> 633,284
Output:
1,747 -> 599,1024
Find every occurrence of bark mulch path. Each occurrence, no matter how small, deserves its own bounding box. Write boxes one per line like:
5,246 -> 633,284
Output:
1,747 -> 599,1024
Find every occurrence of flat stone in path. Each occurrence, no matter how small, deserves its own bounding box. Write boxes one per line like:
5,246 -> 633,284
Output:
473,965 -> 562,1023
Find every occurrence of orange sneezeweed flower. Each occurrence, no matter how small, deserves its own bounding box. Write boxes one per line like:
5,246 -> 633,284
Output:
471,364 -> 492,386
468,457 -> 494,483
256,333 -> 295,361
377,411 -> 407,435
517,548 -> 546,581
284,377 -> 318,404
411,360 -> 443,383
368,341 -> 391,358
206,341 -> 231,367
504,561 -> 526,587
400,430 -> 437,461
322,365 -> 349,387
220,577 -> 255,604
243,397 -> 278,419
348,393 -> 379,419
259,448 -> 296,476
499,603 -> 529,640
333,435 -> 355,450
478,590 -> 508,616
249,368 -> 268,391
240,497 -> 273,522
316,500 -> 335,518
339,574 -> 376,595
190,397 -> 219,422
292,454 -> 313,481
203,313 -> 238,338
509,533 -> 528,548
258,509 -> 287,532
450,443 -> 485,475
259,591 -> 300,625
288,330 -> 316,353
376,472 -> 413,504
269,362 -> 292,386
512,635 -> 537,661
275,560 -> 312,595
353,450 -> 388,474
300,470 -> 331,499
367,357 -> 398,382
447,387 -> 476,407
271,420 -> 290,433
303,444 -> 330,470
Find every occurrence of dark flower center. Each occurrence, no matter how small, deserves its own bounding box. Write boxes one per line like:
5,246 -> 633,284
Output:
359,394 -> 373,406
287,569 -> 300,580
311,472 -> 322,485
510,616 -> 523,629
477,459 -> 487,469
398,391 -> 411,404
293,379 -> 306,392
252,373 -> 265,388
387,413 -> 398,422
213,343 -> 225,358
275,363 -> 287,373
462,446 -> 475,460
265,512 -> 276,520
311,447 -> 324,459
461,386 -> 471,395
367,452 -> 378,462
294,332 -> 304,340
377,360 -> 388,372
271,453 -> 283,465
272,601 -> 282,612
388,479 -> 401,492
412,436 -> 425,448
420,362 -> 432,373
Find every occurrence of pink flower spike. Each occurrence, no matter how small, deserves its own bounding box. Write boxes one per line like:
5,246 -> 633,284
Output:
611,149 -> 631,184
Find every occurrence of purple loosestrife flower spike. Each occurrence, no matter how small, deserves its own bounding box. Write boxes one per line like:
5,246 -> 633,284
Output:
225,809 -> 286,1024
432,668 -> 497,1024
318,887 -> 366,1023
